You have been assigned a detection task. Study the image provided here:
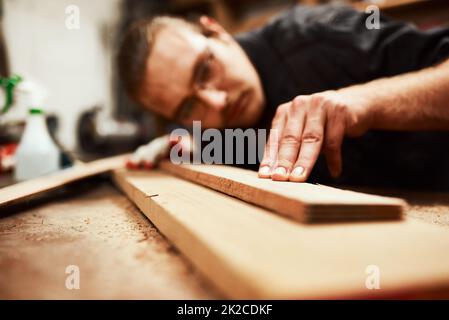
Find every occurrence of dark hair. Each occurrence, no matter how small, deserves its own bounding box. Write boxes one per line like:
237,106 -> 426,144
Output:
117,16 -> 199,104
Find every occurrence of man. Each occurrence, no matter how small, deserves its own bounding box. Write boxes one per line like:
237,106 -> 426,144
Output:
118,4 -> 449,189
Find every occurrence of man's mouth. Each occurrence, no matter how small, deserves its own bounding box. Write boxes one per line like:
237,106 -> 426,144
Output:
227,90 -> 250,124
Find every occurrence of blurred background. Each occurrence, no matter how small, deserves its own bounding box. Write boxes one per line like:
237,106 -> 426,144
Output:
0,0 -> 448,164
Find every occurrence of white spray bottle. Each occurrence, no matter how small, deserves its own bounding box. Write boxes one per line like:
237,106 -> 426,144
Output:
14,108 -> 60,181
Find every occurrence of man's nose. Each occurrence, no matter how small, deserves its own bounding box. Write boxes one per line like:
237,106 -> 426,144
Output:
196,88 -> 227,111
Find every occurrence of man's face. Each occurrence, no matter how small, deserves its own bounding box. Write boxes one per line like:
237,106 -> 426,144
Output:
138,19 -> 265,128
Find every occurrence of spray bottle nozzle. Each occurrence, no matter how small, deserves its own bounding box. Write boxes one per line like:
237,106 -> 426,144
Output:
0,74 -> 23,114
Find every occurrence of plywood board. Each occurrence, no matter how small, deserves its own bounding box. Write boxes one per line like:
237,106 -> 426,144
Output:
0,154 -> 128,209
113,169 -> 449,299
0,183 -> 218,299
160,161 -> 406,223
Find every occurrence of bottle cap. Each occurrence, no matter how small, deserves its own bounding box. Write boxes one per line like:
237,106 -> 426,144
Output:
29,108 -> 43,115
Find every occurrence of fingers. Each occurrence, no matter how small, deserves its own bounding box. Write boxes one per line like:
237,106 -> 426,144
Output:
289,97 -> 326,182
323,105 -> 345,178
258,103 -> 288,178
259,92 -> 348,182
271,97 -> 306,181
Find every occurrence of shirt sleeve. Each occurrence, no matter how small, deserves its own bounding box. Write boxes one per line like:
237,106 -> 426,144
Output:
307,4 -> 449,79
265,4 -> 449,87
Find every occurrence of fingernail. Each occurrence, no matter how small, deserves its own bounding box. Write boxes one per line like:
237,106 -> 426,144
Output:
258,166 -> 271,176
273,167 -> 287,177
290,166 -> 304,178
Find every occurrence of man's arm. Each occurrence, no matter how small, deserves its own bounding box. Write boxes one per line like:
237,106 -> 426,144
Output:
258,58 -> 449,182
359,58 -> 449,131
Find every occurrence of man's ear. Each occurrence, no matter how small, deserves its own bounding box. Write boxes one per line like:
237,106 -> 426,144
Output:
198,15 -> 229,40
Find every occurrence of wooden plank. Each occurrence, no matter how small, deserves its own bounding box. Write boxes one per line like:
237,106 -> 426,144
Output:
0,183 -> 218,299
160,161 -> 406,223
112,169 -> 449,299
0,154 -> 128,209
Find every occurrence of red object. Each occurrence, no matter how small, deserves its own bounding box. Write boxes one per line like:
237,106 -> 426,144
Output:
125,159 -> 153,170
126,160 -> 138,170
143,161 -> 153,170
0,143 -> 18,173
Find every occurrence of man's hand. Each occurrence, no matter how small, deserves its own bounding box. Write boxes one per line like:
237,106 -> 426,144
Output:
126,134 -> 193,169
258,59 -> 449,182
258,90 -> 371,182
126,134 -> 171,169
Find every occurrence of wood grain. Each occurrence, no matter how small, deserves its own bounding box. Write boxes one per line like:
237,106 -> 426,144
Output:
160,161 -> 406,223
0,183 -> 219,299
0,154 -> 128,210
113,169 -> 449,299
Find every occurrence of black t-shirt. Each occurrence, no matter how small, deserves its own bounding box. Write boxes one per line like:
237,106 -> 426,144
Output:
235,4 -> 449,190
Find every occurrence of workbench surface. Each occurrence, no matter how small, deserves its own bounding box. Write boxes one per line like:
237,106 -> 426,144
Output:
1,178 -> 449,299
0,179 -> 221,299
